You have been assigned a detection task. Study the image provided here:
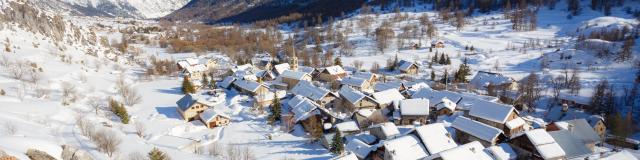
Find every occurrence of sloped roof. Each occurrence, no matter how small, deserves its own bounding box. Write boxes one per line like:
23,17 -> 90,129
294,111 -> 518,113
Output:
374,81 -> 405,92
273,63 -> 290,74
437,141 -> 493,160
451,117 -> 504,143
369,122 -> 400,139
525,129 -> 566,159
287,95 -> 320,122
372,89 -> 405,105
485,143 -> 517,160
399,98 -> 430,116
218,76 -> 236,88
322,65 -> 346,75
412,88 -> 499,111
233,79 -> 266,92
468,101 -> 516,124
281,70 -> 311,80
548,130 -> 593,159
398,60 -> 418,71
414,123 -> 457,155
469,71 -> 515,89
345,139 -> 373,159
176,94 -> 211,111
553,119 -> 601,143
298,66 -> 317,75
383,135 -> 429,160
290,81 -> 335,101
505,117 -> 526,129
336,121 -> 360,133
339,86 -> 367,104
199,109 -> 230,123
352,72 -> 377,81
436,97 -> 457,111
341,76 -> 368,88
184,64 -> 207,74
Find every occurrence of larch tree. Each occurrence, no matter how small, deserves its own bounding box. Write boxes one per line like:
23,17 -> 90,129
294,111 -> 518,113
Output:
181,76 -> 195,94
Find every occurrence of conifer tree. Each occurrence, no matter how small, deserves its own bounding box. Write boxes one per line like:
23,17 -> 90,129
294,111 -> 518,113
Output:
109,98 -> 129,124
269,94 -> 281,125
439,54 -> 446,64
148,148 -> 171,160
330,131 -> 344,154
430,70 -> 436,81
454,58 -> 471,83
441,69 -> 449,84
182,76 -> 195,94
334,57 -> 342,67
445,55 -> 451,65
432,53 -> 439,64
201,73 -> 209,89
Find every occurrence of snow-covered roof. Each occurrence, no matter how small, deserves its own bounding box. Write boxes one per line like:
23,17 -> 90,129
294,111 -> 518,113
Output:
322,65 -> 346,75
398,60 -> 418,71
352,72 -> 377,81
374,81 -> 405,92
558,93 -> 591,105
485,143 -> 517,160
176,94 -> 212,111
524,129 -> 566,160
383,135 -> 428,160
330,152 -> 359,160
254,90 -> 287,103
184,64 -> 207,74
369,122 -> 400,139
232,64 -> 253,72
372,89 -> 405,105
414,123 -> 457,155
553,119 -> 601,143
298,66 -> 317,75
505,117 -> 526,129
199,109 -> 230,122
339,86 -> 367,104
345,139 -> 373,159
451,117 -> 503,143
437,141 -> 493,160
287,95 -> 320,122
336,121 -> 360,133
601,150 -> 638,160
281,70 -> 311,80
345,133 -> 377,145
290,81 -> 335,101
232,79 -> 266,92
340,76 -> 368,88
411,88 -> 498,111
468,101 -> 515,124
435,97 -> 457,111
548,130 -> 592,159
273,63 -> 290,74
469,71 -> 515,89
399,98 -> 429,116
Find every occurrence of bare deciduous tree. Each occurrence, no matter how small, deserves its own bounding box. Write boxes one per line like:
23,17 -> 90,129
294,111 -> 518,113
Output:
135,121 -> 146,138
4,121 -> 17,135
87,96 -> 104,116
93,129 -> 122,157
61,81 -> 77,105
208,142 -> 223,156
120,85 -> 142,106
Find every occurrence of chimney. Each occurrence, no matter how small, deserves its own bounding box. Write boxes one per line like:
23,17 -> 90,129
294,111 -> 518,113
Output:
568,124 -> 574,132
469,147 -> 476,153
562,103 -> 569,112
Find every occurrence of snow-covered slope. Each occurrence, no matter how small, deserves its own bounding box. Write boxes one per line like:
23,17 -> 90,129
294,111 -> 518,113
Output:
32,0 -> 189,19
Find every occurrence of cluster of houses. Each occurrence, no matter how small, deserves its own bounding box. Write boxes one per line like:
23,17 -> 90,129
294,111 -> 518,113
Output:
170,53 -> 631,160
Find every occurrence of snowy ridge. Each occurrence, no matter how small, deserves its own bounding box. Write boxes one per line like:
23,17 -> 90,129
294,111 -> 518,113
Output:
32,0 -> 189,18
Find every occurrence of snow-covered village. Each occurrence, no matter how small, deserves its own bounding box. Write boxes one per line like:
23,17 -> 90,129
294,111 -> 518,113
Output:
1,0 -> 640,160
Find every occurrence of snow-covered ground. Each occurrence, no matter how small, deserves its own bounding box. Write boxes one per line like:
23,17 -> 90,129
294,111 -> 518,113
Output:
1,0 -> 640,159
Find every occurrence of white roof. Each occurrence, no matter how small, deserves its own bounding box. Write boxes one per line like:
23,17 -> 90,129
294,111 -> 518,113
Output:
469,102 -> 515,123
184,64 -> 207,73
290,81 -> 334,101
345,139 -> 373,159
383,135 -> 428,160
273,63 -> 290,74
437,141 -> 493,160
339,86 -> 367,104
322,65 -> 346,75
287,95 -> 320,122
414,123 -> 457,155
199,109 -> 230,122
412,88 -> 498,111
341,76 -> 368,88
505,117 -> 526,129
281,70 -> 311,80
601,150 -> 639,160
374,82 -> 405,92
451,117 -> 503,143
372,89 -> 405,105
525,129 -> 566,159
398,60 -> 417,71
336,121 -> 360,133
218,76 -> 236,88
330,152 -> 359,160
232,79 -> 265,92
469,71 -> 515,89
399,98 -> 430,116
352,72 -> 377,81
369,122 -> 400,139
485,143 -> 517,160
436,97 -> 457,111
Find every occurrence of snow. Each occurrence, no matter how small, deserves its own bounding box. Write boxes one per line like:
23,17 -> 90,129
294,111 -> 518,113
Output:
341,76 -> 368,88
369,122 -> 400,139
345,139 -> 373,159
232,79 -> 265,92
399,98 -> 430,116
281,70 -> 310,80
437,141 -> 493,160
398,60 -> 417,71
335,121 -> 360,133
469,71 -> 515,89
273,63 -> 290,74
372,89 -> 406,105
525,129 -> 566,160
468,101 -> 515,124
436,97 -> 457,111
505,117 -> 526,130
548,130 -> 592,159
290,81 -> 333,101
485,143 -> 517,160
414,123 -> 458,155
339,86 -> 367,104
601,150 -> 639,160
322,65 -> 346,75
383,135 -> 428,160
199,109 -> 230,122
288,95 -> 321,122
451,117 -> 503,143
572,16 -> 638,36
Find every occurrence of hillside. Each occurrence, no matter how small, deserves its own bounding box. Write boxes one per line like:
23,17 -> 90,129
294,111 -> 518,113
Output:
31,0 -> 189,19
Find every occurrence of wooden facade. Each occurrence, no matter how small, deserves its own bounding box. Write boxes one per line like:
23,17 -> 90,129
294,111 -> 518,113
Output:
177,102 -> 208,122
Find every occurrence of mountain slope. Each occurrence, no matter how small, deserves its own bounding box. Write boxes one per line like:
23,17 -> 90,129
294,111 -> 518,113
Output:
32,0 -> 189,19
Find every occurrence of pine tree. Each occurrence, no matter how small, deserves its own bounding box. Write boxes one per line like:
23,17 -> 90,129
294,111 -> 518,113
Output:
432,53 -> 439,64
439,54 -> 446,64
441,69 -> 449,84
330,131 -> 344,154
445,55 -> 451,65
201,73 -> 209,89
430,70 -> 436,81
181,76 -> 195,94
269,94 -> 281,125
454,58 -> 471,83
110,99 -> 129,124
148,148 -> 171,160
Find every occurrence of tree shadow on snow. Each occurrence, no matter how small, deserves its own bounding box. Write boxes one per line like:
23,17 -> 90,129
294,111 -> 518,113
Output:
155,106 -> 182,120
156,87 -> 183,95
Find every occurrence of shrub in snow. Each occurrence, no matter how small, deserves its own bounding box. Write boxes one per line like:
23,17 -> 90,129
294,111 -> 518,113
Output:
0,89 -> 5,96
26,149 -> 56,160
148,148 -> 170,160
109,99 -> 129,124
61,145 -> 92,160
92,129 -> 121,157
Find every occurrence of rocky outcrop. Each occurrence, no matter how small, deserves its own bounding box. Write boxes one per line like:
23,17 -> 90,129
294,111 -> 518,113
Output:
25,149 -> 55,160
61,145 -> 93,160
